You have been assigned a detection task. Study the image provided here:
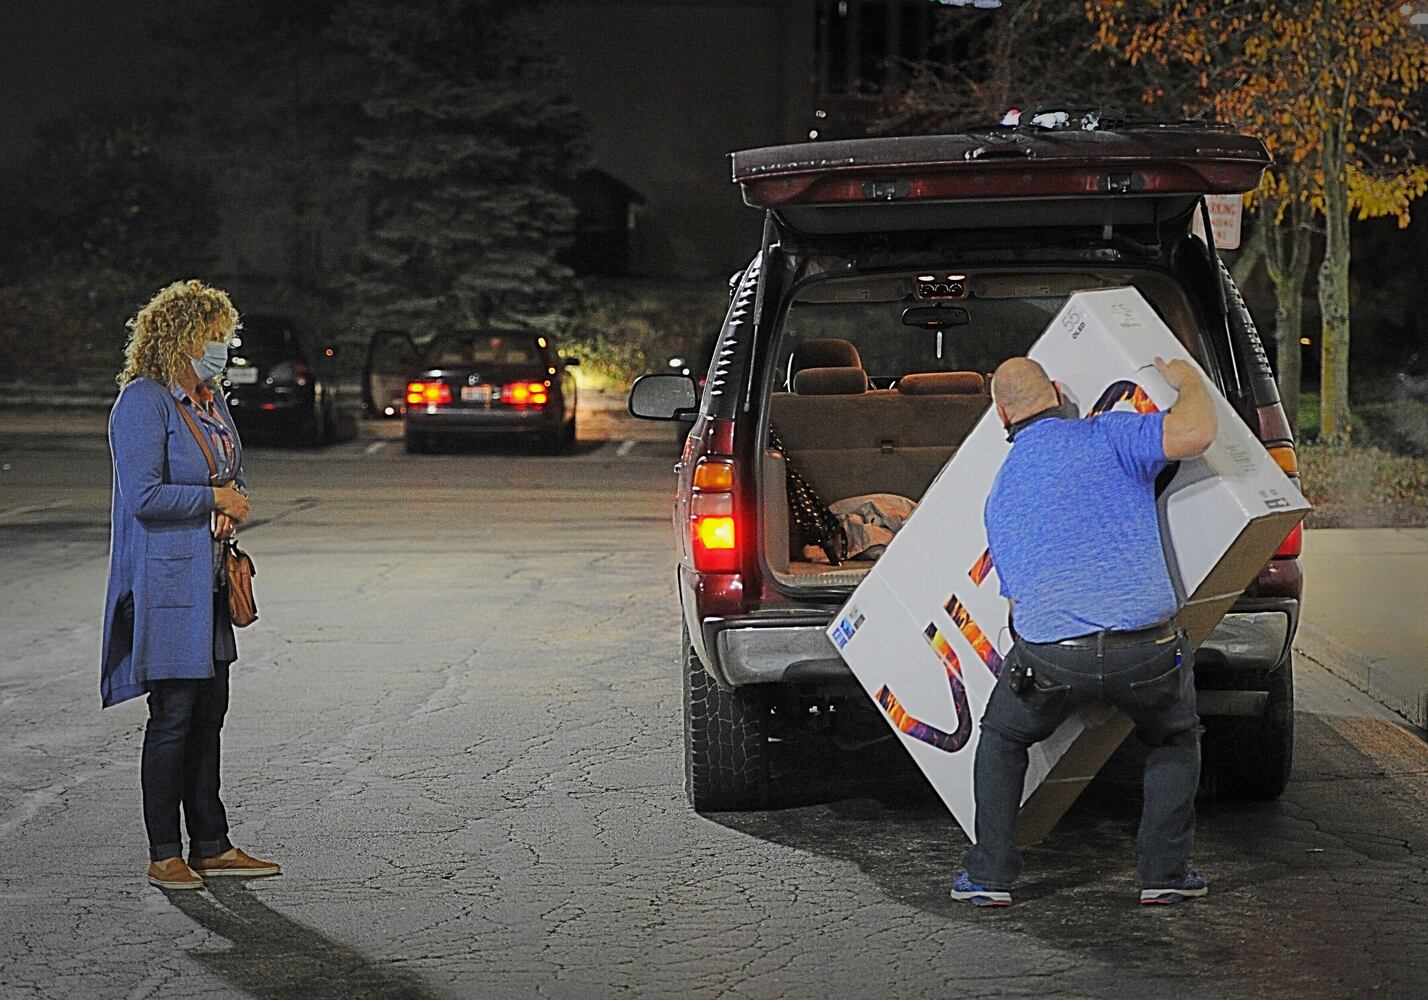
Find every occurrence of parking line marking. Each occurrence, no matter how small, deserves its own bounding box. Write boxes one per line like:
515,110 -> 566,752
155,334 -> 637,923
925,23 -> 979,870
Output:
365,441 -> 389,455
0,500 -> 72,523
616,440 -> 637,457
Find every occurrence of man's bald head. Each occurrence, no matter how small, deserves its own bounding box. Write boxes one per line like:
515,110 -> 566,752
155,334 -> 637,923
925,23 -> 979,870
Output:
991,358 -> 1059,425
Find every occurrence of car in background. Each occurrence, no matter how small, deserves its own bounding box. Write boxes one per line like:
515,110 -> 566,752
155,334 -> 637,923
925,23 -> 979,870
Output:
402,329 -> 578,453
630,122 -> 1303,813
223,315 -> 341,447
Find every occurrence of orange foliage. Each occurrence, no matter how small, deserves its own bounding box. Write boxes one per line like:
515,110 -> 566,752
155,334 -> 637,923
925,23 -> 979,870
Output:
1088,0 -> 1428,226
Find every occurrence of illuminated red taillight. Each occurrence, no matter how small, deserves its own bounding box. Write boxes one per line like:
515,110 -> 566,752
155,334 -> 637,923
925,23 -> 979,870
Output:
1275,522 -> 1303,559
691,457 -> 738,573
695,516 -> 736,549
503,381 -> 550,407
406,381 -> 451,406
1264,440 -> 1301,559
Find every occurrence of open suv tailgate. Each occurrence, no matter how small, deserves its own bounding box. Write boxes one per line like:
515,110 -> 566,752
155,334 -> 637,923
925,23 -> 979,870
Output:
732,127 -> 1270,236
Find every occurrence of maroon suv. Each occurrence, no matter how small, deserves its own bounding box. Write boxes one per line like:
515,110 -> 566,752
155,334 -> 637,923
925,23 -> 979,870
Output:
630,123 -> 1301,812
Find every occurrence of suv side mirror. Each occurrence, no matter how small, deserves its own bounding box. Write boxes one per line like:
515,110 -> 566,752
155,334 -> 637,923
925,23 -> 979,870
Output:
629,373 -> 697,420
561,356 -> 580,367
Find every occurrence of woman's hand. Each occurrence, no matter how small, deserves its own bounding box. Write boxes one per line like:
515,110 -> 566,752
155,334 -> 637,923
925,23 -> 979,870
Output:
213,485 -> 249,524
214,513 -> 237,540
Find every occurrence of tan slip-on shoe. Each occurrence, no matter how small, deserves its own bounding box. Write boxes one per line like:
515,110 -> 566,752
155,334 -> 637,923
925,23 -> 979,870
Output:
188,846 -> 281,877
148,857 -> 204,890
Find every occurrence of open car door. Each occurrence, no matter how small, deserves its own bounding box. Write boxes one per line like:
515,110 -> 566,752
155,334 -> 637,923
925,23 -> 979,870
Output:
364,330 -> 420,418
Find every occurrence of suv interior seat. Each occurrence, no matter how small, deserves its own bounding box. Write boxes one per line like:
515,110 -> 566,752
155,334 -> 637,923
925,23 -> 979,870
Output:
785,338 -> 864,390
896,371 -> 986,395
791,366 -> 868,395
768,369 -> 992,515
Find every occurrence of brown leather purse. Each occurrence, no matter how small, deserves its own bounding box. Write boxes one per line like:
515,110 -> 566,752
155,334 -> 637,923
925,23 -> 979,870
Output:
176,400 -> 258,627
223,540 -> 258,627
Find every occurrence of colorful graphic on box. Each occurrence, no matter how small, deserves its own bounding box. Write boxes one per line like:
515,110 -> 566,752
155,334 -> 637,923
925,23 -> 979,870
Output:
1087,380 -> 1159,417
875,623 -> 974,752
832,607 -> 865,649
945,595 -> 1003,676
968,548 -> 995,586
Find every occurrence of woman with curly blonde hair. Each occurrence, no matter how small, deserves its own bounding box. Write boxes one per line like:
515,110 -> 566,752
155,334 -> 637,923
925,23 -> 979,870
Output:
102,279 -> 280,890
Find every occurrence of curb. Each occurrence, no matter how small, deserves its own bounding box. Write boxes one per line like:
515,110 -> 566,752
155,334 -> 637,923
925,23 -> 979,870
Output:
1292,619 -> 1427,728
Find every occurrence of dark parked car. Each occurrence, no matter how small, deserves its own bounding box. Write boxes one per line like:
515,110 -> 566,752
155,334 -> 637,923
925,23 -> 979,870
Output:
403,329 -> 578,453
223,315 -> 340,446
630,123 -> 1303,812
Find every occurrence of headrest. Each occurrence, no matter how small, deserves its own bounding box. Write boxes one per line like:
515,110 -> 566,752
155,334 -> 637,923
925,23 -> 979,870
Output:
793,366 -> 869,395
791,338 -> 862,374
897,371 -> 987,395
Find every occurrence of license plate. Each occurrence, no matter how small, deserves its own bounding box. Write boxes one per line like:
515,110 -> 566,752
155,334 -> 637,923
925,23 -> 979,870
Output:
460,385 -> 492,403
226,367 -> 258,385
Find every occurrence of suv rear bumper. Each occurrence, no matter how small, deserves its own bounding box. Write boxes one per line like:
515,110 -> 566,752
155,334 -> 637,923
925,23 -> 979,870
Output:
699,597 -> 1298,713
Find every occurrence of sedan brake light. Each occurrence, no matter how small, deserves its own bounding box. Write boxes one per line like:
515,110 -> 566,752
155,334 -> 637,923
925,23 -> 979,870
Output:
406,381 -> 451,406
503,381 -> 550,407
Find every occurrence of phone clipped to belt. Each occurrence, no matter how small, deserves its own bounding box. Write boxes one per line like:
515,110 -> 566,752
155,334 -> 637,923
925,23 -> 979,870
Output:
1007,654 -> 1034,696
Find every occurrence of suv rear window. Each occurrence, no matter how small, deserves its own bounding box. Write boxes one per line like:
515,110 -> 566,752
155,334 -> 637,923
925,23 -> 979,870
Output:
775,270 -> 1203,386
425,333 -> 542,367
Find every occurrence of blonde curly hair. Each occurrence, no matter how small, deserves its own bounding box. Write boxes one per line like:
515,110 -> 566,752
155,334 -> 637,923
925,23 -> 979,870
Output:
118,280 -> 241,387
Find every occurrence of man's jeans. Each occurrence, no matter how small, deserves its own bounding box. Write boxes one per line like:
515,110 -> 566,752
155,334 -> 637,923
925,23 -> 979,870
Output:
141,663 -> 233,862
962,629 -> 1200,889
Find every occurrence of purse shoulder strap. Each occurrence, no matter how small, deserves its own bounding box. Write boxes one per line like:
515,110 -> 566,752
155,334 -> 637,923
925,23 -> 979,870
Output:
174,397 -> 219,485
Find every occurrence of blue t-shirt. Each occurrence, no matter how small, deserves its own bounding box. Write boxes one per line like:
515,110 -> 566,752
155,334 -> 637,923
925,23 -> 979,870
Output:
984,412 -> 1177,643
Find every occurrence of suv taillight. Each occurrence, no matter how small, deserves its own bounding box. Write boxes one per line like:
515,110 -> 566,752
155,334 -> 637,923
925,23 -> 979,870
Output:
1275,522 -> 1303,558
406,381 -> 451,406
691,457 -> 737,572
1266,443 -> 1303,558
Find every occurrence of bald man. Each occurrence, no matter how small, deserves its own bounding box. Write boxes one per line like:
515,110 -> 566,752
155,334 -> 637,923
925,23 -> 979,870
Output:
950,355 -> 1217,908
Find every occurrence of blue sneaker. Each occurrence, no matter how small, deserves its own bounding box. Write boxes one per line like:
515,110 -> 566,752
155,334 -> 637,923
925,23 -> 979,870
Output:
950,871 -> 1012,907
1140,869 -> 1209,905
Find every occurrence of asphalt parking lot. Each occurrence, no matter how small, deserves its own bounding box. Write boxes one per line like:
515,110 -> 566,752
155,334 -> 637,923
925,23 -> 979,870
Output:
2,417 -> 1427,999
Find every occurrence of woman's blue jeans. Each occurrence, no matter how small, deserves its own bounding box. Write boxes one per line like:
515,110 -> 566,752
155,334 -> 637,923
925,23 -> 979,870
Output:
962,629 -> 1200,890
141,662 -> 232,862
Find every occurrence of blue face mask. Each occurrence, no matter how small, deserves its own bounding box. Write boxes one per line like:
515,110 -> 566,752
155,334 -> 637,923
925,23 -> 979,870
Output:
192,341 -> 229,381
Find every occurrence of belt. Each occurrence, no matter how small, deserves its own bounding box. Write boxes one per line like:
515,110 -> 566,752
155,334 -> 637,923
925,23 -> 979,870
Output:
1046,622 -> 1178,649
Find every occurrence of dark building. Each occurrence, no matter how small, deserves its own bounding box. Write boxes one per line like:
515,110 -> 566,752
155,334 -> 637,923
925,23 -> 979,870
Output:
220,2 -> 975,301
547,0 -> 976,279
546,0 -> 814,280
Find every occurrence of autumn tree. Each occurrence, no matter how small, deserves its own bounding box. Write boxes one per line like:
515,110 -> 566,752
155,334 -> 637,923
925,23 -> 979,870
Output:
1092,2 -> 1428,440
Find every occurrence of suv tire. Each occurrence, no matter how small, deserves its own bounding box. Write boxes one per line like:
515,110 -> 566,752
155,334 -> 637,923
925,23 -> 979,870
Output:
683,625 -> 770,811
404,428 -> 431,454
1200,653 -> 1294,801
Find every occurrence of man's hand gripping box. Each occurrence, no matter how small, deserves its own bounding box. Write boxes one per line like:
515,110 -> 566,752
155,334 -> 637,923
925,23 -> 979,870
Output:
827,287 -> 1308,845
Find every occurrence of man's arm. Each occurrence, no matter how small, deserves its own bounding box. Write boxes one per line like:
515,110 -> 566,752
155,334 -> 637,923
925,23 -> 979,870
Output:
1154,357 -> 1217,460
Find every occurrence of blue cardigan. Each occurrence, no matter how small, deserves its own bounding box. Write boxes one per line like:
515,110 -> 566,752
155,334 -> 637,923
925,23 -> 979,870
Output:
100,378 -> 245,707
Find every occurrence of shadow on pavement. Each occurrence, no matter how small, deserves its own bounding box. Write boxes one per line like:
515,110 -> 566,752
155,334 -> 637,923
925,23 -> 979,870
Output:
710,717 -> 1428,999
168,881 -> 437,1000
